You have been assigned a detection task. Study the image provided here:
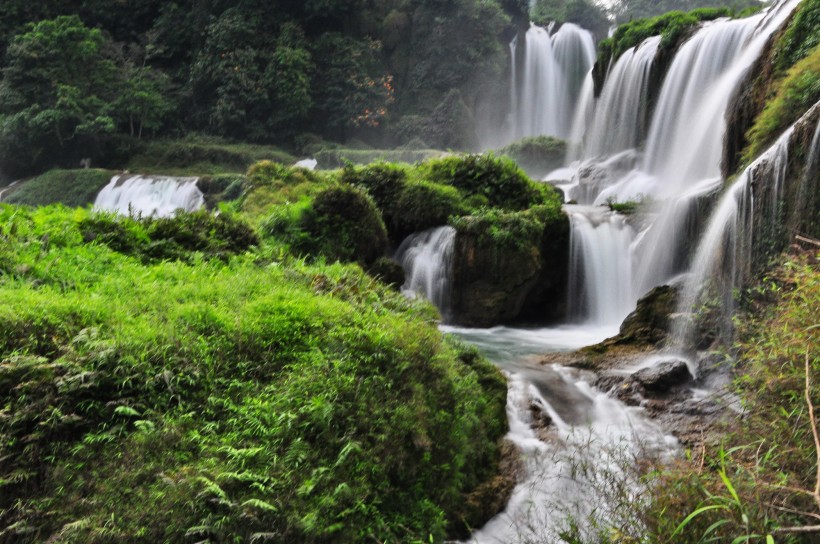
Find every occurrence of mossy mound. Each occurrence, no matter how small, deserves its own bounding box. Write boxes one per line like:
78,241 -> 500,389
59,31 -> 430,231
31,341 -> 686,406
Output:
497,136 -> 567,179
0,203 -> 508,543
1,169 -> 115,207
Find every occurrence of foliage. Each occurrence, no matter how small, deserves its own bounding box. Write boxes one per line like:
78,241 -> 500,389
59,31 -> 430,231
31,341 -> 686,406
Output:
497,135 -> 567,178
315,148 -> 445,169
450,204 -> 565,250
641,254 -> 820,542
1,169 -> 114,207
79,209 -> 259,262
531,0 -> 611,38
0,203 -> 508,543
774,0 -> 820,73
743,45 -> 820,165
597,8 -> 731,66
608,0 -> 760,25
126,138 -> 297,176
423,154 -> 552,211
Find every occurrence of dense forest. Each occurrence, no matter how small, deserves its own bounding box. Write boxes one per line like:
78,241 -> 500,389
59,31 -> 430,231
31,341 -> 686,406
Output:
0,0 -> 764,181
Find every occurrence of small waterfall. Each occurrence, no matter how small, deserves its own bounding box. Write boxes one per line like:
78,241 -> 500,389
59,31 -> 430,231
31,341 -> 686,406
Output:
395,226 -> 456,319
567,206 -> 636,327
94,174 -> 204,217
671,125 -> 795,356
512,23 -> 595,141
583,36 -> 661,159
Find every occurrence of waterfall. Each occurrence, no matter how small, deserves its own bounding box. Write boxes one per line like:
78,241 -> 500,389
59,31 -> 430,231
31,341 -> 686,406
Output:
395,226 -> 456,319
512,23 -> 595,142
583,36 -> 660,159
94,174 -> 205,217
642,1 -> 800,197
567,206 -> 636,327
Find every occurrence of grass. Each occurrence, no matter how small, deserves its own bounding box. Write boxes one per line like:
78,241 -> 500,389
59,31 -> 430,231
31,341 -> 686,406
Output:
1,169 -> 115,207
638,254 -> 820,542
0,203 -> 508,543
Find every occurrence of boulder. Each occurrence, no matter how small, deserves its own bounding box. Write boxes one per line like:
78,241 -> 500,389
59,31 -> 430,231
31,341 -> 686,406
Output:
632,359 -> 692,392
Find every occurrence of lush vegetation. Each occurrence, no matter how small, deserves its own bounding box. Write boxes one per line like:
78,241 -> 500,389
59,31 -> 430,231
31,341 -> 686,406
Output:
607,0 -> 760,24
640,254 -> 820,542
0,1 -> 524,180
0,203 -> 508,542
497,135 -> 567,178
0,169 -> 114,207
597,7 -> 733,66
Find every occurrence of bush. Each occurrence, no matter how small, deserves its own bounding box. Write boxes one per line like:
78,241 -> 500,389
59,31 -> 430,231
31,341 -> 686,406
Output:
597,8 -> 730,66
0,204 -> 508,543
423,153 -> 545,211
79,209 -> 259,262
297,185 -> 388,266
774,0 -> 820,72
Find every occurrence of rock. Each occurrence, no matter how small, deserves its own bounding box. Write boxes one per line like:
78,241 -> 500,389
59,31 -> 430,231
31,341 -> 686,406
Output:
449,209 -> 569,326
618,284 -> 679,345
632,359 -> 692,392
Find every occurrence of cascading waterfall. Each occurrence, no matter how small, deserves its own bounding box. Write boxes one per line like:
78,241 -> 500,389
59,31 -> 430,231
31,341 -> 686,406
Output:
579,35 -> 661,159
395,226 -> 456,319
567,205 -> 635,327
511,23 -> 595,142
94,174 -> 204,217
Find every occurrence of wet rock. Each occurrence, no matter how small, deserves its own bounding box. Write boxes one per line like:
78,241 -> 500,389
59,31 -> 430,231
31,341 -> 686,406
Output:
632,359 -> 692,392
618,284 -> 679,345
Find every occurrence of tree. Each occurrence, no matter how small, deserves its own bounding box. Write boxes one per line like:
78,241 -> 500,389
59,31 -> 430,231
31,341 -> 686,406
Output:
0,15 -> 119,176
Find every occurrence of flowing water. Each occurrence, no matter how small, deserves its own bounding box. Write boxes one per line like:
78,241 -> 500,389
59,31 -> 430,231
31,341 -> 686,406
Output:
94,174 -> 205,217
395,226 -> 457,319
402,2 -> 808,540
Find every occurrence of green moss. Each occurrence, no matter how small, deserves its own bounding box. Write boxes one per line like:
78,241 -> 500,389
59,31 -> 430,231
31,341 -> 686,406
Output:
598,8 -> 731,66
127,138 -> 296,175
423,153 -> 547,211
2,168 -> 115,207
315,148 -> 445,169
743,45 -> 820,164
497,136 -> 566,177
0,203 -> 507,543
450,203 -> 563,251
774,0 -> 820,73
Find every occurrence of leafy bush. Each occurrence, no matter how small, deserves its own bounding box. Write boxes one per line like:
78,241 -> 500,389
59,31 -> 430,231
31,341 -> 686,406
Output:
296,185 -> 388,266
598,8 -> 730,66
450,203 -> 564,250
79,209 -> 259,262
774,0 -> 820,73
423,153 -> 546,211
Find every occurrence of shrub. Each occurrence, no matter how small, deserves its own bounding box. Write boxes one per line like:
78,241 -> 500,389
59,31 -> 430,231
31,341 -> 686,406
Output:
297,185 -> 388,266
423,153 -> 545,211
392,181 -> 467,240
2,169 -> 115,207
774,0 -> 820,73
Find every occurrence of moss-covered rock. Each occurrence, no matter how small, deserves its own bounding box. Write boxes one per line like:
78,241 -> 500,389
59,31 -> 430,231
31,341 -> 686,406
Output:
497,136 -> 567,179
617,284 -> 679,345
2,168 -> 115,207
449,204 -> 569,326
297,185 -> 388,266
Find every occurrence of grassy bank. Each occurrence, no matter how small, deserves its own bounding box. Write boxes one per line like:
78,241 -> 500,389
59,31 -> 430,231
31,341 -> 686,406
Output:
0,204 -> 508,543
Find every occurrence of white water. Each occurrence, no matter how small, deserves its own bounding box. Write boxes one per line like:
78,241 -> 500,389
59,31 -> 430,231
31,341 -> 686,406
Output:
567,205 -> 636,326
508,23 -> 595,144
553,1 -> 800,327
578,36 -> 661,160
395,226 -> 456,319
94,174 -> 204,217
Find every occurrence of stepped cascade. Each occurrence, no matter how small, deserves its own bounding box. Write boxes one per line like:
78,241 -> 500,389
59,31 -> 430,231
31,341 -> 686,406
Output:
94,174 -> 205,217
